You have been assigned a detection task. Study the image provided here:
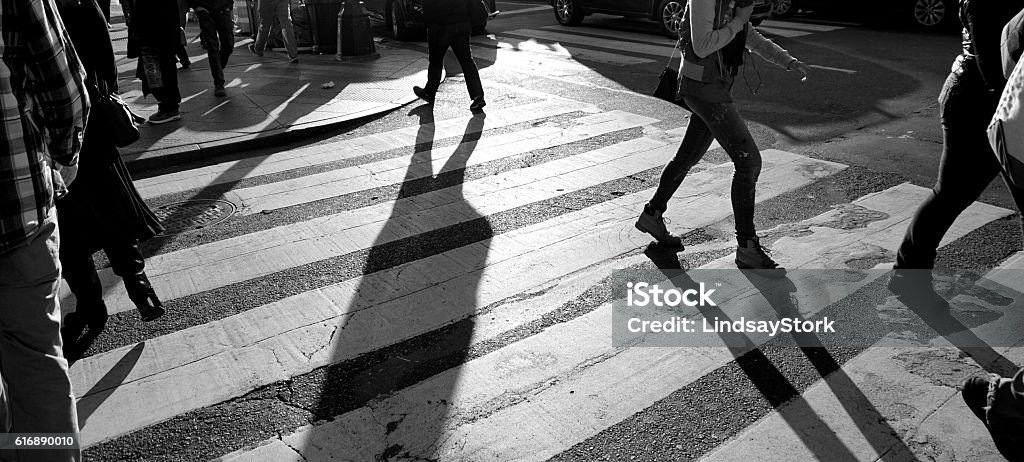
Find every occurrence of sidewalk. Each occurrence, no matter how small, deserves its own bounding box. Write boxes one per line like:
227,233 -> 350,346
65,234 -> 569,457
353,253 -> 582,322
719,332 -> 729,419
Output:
107,4 -> 428,172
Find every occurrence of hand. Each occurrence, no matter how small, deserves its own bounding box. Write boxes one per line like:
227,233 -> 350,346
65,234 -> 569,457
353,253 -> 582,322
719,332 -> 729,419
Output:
788,60 -> 811,79
56,163 -> 79,186
194,6 -> 208,13
733,4 -> 754,23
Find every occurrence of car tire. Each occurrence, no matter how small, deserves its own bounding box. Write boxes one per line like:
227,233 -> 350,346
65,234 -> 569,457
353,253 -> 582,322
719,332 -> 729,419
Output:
554,0 -> 583,26
390,2 -> 414,41
771,0 -> 798,18
657,0 -> 686,38
908,0 -> 954,30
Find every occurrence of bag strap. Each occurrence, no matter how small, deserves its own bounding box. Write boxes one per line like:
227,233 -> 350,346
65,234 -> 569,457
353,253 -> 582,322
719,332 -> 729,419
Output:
665,39 -> 680,69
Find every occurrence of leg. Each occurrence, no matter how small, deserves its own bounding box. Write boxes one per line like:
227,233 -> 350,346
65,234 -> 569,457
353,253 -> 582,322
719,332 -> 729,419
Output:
423,25 -> 452,94
152,49 -> 181,113
216,9 -> 235,67
253,0 -> 277,53
275,0 -> 298,58
448,22 -> 483,100
0,212 -> 81,462
685,97 -> 762,240
197,10 -> 225,88
648,108 -> 716,211
104,241 -> 164,322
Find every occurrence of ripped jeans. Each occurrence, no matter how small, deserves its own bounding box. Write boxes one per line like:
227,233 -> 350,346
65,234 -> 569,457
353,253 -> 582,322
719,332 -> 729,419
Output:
649,96 -> 762,239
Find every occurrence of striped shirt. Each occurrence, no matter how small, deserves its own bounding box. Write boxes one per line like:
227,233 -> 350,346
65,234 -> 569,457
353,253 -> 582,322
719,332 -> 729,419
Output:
0,0 -> 88,253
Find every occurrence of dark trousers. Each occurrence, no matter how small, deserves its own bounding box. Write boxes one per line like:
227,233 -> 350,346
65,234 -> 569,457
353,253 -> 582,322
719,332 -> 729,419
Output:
98,0 -> 110,22
425,21 -> 483,99
896,69 -> 1024,268
152,50 -> 181,112
650,95 -> 762,239
196,7 -> 234,87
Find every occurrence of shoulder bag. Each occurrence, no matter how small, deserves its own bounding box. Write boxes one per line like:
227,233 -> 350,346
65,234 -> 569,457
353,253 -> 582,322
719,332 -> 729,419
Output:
94,78 -> 141,147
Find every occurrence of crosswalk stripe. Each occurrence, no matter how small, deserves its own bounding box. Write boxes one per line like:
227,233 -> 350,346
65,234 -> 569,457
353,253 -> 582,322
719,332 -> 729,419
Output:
135,100 -> 596,199
476,37 -> 657,66
501,28 -> 676,57
216,184 -> 1010,461
227,111 -> 659,215
755,26 -> 813,38
538,24 -> 677,46
64,130 -> 670,318
72,150 -> 841,447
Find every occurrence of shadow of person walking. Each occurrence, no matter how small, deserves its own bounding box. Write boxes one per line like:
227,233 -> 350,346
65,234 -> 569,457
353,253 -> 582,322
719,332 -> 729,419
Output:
298,109 -> 491,459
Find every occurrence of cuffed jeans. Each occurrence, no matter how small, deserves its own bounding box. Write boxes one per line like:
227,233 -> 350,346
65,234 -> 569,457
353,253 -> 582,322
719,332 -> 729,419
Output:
895,68 -> 1024,269
196,7 -> 234,87
649,95 -> 761,239
424,22 -> 483,100
0,210 -> 81,462
253,0 -> 297,58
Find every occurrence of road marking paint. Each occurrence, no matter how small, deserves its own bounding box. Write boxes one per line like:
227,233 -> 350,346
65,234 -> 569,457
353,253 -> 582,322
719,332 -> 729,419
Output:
72,151 -> 841,448
135,100 -> 596,199
755,26 -> 813,38
476,37 -> 656,66
808,64 -> 858,74
494,5 -> 550,16
217,184 -> 1009,462
538,24 -> 677,46
500,28 -> 676,57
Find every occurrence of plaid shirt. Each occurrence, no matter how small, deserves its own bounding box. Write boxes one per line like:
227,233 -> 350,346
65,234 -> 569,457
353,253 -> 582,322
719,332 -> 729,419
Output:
0,0 -> 88,253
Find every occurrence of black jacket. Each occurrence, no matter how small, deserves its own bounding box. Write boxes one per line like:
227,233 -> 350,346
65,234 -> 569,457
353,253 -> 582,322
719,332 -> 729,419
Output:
126,0 -> 181,56
960,0 -> 1024,90
422,0 -> 473,25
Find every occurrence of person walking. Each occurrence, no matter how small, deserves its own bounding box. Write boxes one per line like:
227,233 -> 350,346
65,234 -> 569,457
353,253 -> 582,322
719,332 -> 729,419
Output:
0,0 -> 88,459
55,0 -> 167,360
190,0 -> 234,96
888,0 -> 1024,293
413,0 -> 485,111
127,0 -> 184,124
175,0 -> 192,69
248,0 -> 298,63
634,0 -> 809,272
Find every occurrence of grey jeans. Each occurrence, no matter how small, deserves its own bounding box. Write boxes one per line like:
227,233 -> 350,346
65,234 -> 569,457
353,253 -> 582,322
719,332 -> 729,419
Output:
0,210 -> 81,462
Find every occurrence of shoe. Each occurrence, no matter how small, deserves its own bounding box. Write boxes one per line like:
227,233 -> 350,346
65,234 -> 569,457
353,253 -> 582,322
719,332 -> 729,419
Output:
470,96 -> 486,111
289,56 -> 299,63
60,312 -> 87,347
887,269 -> 947,307
124,273 -> 166,322
736,236 -> 785,275
413,86 -> 435,104
214,85 -> 226,97
962,373 -> 1024,461
635,204 -> 683,247
148,110 -> 181,125
248,43 -> 263,57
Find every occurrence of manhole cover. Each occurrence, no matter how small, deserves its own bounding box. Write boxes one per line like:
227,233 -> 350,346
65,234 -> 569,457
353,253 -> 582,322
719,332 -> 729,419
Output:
153,199 -> 236,234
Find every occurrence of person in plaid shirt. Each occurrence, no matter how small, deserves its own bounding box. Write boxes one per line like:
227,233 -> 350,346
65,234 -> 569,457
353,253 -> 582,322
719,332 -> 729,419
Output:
0,0 -> 88,458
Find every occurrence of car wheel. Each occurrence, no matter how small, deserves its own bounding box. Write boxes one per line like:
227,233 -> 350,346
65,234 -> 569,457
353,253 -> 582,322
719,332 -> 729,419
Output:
554,0 -> 583,26
771,0 -> 798,18
390,2 -> 413,41
909,0 -> 952,29
658,0 -> 685,38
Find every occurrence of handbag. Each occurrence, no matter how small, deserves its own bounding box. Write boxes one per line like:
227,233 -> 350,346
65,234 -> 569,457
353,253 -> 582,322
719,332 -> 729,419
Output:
989,56 -> 1024,188
94,78 -> 141,147
653,40 -> 689,110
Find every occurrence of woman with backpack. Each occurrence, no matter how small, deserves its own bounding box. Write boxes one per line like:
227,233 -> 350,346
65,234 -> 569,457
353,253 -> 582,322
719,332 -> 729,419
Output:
634,0 -> 809,272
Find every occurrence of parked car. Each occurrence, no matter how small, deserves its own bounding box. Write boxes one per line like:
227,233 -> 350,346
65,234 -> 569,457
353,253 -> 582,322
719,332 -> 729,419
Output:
770,0 -> 956,30
363,0 -> 499,41
551,0 -> 774,37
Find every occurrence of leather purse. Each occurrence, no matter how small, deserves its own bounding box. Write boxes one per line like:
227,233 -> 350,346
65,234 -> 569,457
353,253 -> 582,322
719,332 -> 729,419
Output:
94,78 -> 141,147
653,40 -> 689,110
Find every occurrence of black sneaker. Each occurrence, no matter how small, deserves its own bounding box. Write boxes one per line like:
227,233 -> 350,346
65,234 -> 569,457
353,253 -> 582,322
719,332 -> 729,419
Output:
962,373 -> 1024,461
470,96 -> 486,111
247,43 -> 263,57
887,269 -> 947,307
413,86 -> 435,104
214,85 -> 226,97
736,237 -> 785,276
148,110 -> 181,125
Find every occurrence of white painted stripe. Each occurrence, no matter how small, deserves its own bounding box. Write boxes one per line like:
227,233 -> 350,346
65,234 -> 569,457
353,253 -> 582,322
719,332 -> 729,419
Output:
493,5 -> 549,16
759,19 -> 850,32
537,25 -> 677,46
808,64 -> 857,74
501,28 -> 675,57
66,125 -> 667,318
72,151 -> 841,447
476,38 -> 656,66
218,183 -> 1010,461
135,100 -> 597,199
227,110 -> 659,214
754,26 -> 813,38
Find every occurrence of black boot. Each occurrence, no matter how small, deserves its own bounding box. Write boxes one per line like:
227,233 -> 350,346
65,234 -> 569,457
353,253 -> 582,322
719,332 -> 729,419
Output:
124,272 -> 165,322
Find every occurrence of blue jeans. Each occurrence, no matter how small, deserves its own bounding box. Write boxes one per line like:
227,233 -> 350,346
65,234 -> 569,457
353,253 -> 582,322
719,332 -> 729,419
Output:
896,66 -> 1024,268
0,210 -> 81,462
649,96 -> 762,239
